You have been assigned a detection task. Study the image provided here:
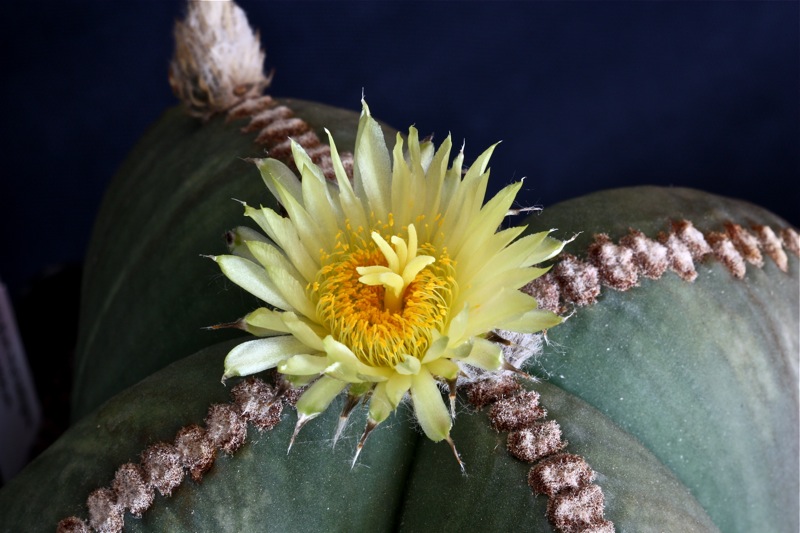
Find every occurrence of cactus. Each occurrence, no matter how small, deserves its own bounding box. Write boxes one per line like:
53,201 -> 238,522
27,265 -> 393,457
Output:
0,2 -> 796,531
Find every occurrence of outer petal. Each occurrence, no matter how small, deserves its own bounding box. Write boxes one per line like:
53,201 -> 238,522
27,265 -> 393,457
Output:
323,336 -> 393,382
213,255 -> 292,311
326,129 -> 368,231
254,157 -> 303,208
244,206 -> 319,282
457,337 -> 503,371
278,354 -> 329,376
353,100 -> 391,221
244,307 -> 291,333
500,308 -> 564,333
410,367 -> 451,442
223,336 -> 310,380
425,358 -> 460,380
296,376 -> 348,419
225,226 -> 270,262
281,312 -> 327,352
369,377 -> 409,425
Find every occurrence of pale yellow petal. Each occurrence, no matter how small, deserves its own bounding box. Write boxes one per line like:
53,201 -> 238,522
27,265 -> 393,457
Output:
353,100 -> 391,221
223,336 -> 309,380
296,376 -> 348,419
410,368 -> 451,442
213,254 -> 292,311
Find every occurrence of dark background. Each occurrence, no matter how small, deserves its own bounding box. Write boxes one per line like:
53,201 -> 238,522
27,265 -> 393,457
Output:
0,1 -> 797,458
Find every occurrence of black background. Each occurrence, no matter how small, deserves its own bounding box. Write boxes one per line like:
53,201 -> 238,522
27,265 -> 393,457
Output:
0,2 -> 797,453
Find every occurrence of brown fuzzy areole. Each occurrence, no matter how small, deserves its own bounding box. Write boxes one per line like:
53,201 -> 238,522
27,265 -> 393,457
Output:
725,222 -> 764,267
86,488 -> 124,533
241,105 -> 295,132
619,229 -> 669,279
226,95 -> 275,121
205,403 -> 248,455
529,453 -> 596,497
141,443 -> 184,497
489,390 -> 547,432
56,516 -> 90,533
174,425 -> 217,483
672,220 -> 712,260
660,232 -> 699,281
780,227 -> 800,256
547,484 -> 608,533
523,272 -> 562,313
553,254 -> 601,307
588,234 -> 639,291
507,420 -> 567,463
111,463 -> 154,518
707,232 -> 747,279
232,377 -> 284,431
465,375 -> 521,408
754,225 -> 788,272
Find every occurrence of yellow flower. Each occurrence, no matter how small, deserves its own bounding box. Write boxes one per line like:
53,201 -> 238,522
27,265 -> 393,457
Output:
212,101 -> 565,467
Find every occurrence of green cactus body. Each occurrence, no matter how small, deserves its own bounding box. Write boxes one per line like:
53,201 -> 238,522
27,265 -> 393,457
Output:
0,102 -> 796,532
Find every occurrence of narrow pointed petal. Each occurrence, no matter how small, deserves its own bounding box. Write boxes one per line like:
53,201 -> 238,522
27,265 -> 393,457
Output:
223,336 -> 310,380
295,376 -> 348,421
354,101 -> 391,220
420,335 -> 449,364
325,129 -> 368,231
226,225 -> 270,259
410,368 -> 451,442
254,158 -> 303,207
500,308 -> 564,333
458,337 -> 504,371
212,255 -> 292,310
244,307 -> 291,333
245,240 -> 304,281
264,264 -> 318,321
426,358 -> 459,380
277,353 -> 328,376
394,354 -> 422,376
281,312 -> 326,352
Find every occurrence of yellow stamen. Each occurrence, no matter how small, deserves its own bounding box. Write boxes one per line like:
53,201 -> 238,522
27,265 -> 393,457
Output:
314,222 -> 453,368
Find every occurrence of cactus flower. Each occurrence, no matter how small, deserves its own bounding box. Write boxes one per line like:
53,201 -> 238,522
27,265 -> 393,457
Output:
212,100 -> 565,466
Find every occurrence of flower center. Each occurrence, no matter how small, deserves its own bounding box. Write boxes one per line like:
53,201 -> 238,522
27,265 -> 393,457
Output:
314,223 -> 453,368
